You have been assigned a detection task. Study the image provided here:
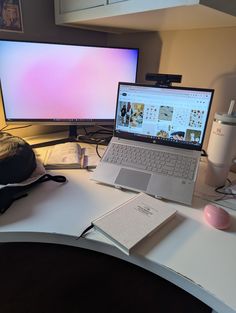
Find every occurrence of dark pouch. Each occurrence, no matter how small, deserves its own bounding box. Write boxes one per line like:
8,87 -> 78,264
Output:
0,174 -> 66,214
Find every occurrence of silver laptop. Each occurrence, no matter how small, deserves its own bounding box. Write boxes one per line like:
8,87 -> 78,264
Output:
92,82 -> 214,205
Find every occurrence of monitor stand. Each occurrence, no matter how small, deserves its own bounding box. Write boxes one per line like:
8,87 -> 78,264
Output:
30,126 -> 79,149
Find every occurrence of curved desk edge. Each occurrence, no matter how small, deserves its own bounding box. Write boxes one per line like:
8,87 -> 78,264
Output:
0,231 -> 233,313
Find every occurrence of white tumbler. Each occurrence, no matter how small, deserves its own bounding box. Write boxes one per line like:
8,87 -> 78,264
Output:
205,101 -> 236,187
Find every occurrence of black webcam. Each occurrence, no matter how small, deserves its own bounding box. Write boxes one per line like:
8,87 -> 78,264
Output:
145,73 -> 182,87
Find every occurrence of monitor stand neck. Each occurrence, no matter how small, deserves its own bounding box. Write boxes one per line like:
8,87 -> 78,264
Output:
30,126 -> 79,148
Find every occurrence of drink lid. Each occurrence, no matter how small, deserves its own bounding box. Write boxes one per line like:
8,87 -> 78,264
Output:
214,112 -> 236,124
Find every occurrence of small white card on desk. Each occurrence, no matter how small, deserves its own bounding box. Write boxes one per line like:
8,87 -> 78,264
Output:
92,193 -> 177,255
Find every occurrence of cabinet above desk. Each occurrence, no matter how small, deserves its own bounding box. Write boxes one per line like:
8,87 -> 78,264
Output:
54,0 -> 236,33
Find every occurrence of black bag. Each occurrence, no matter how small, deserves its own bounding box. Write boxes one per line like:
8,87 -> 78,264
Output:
0,174 -> 66,214
0,132 -> 66,213
0,132 -> 37,184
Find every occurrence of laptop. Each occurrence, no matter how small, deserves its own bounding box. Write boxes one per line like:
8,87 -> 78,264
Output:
92,82 -> 214,205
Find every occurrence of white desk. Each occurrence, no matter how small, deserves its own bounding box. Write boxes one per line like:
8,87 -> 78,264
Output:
0,136 -> 236,313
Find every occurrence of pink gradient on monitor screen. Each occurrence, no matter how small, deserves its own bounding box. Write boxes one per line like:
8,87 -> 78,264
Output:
0,42 -> 138,121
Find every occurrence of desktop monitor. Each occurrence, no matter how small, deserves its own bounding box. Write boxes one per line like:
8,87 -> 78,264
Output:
0,39 -> 138,145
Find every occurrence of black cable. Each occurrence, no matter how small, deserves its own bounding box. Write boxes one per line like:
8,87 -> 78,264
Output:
215,179 -> 236,196
82,126 -> 113,136
77,224 -> 94,239
97,125 -> 114,132
77,133 -> 112,146
95,137 -> 111,158
80,130 -> 112,139
201,149 -> 208,157
96,143 -> 102,158
83,126 -> 89,135
74,125 -> 113,146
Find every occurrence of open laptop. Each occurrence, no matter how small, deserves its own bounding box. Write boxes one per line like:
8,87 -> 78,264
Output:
92,82 -> 214,205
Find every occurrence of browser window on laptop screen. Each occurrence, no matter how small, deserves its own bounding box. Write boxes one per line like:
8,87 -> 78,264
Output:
115,83 -> 213,151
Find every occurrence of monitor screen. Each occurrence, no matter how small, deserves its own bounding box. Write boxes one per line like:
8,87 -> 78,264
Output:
0,40 -> 138,126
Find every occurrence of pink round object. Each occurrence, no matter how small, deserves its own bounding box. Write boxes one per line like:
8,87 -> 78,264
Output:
203,204 -> 231,230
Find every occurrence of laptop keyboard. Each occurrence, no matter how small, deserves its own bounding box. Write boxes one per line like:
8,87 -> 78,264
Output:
103,143 -> 197,181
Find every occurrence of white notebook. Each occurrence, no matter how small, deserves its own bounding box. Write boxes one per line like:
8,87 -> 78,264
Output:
43,142 -> 86,169
92,193 -> 177,255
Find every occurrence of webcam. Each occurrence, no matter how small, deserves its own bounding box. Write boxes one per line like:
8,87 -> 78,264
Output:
145,73 -> 182,87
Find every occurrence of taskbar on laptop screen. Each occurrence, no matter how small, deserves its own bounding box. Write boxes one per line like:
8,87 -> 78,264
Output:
114,83 -> 214,151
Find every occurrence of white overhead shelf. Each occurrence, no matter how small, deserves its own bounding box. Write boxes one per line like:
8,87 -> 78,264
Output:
54,0 -> 236,33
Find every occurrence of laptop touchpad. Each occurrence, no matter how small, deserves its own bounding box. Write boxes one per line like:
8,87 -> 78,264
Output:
115,168 -> 151,191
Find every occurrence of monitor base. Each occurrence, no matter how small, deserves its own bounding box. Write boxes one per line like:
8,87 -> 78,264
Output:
30,126 -> 79,148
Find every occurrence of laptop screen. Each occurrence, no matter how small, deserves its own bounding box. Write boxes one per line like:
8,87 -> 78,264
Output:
114,83 -> 214,151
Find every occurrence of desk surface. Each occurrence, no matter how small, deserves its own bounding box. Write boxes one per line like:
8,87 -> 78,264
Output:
0,134 -> 236,313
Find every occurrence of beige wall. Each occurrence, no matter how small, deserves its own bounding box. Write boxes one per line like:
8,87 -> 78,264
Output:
158,26 -> 236,149
107,31 -> 162,83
